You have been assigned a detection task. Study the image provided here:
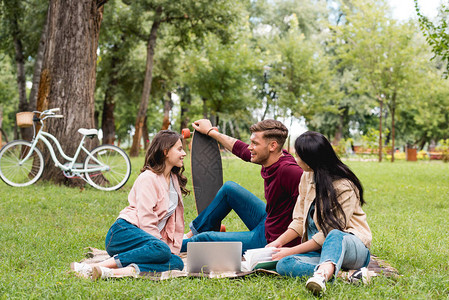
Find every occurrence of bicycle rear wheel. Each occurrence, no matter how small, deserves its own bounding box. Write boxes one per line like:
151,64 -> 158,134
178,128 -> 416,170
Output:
84,145 -> 131,191
0,140 -> 44,187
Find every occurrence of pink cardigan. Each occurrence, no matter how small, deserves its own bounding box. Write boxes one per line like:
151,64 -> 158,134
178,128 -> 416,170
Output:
118,170 -> 185,254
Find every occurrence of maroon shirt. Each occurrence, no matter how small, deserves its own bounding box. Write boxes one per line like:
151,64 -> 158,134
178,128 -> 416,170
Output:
232,140 -> 303,246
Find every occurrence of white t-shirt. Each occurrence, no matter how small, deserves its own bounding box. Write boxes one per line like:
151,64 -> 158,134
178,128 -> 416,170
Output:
157,178 -> 178,232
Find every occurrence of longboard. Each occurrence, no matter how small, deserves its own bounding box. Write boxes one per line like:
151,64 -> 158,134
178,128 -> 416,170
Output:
182,128 -> 223,229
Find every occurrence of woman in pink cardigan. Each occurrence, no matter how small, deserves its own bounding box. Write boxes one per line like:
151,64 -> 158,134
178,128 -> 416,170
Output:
71,130 -> 188,279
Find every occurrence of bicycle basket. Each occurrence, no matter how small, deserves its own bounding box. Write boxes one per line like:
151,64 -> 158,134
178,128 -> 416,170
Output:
16,112 -> 34,128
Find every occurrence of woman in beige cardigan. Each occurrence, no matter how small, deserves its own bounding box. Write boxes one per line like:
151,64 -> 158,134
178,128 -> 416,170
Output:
267,131 -> 372,295
71,130 -> 188,280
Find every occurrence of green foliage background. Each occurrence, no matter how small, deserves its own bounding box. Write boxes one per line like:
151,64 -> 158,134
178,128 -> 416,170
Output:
1,0 -> 449,151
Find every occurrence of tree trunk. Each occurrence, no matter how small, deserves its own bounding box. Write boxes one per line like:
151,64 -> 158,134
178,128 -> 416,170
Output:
333,120 -> 343,145
36,0 -> 105,186
390,91 -> 397,163
142,116 -> 149,151
222,119 -> 227,135
13,25 -> 27,113
0,128 -> 7,145
234,120 -> 241,140
101,40 -> 124,145
202,97 -> 208,119
179,86 -> 191,131
12,18 -> 34,142
161,92 -> 172,130
28,6 -> 49,111
101,92 -> 116,145
333,107 -> 348,145
129,9 -> 161,157
24,7 -> 49,139
262,97 -> 271,120
377,95 -> 383,162
228,120 -> 235,137
0,106 -> 3,146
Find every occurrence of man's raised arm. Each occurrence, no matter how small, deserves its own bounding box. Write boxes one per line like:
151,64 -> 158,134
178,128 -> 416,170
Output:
192,119 -> 237,151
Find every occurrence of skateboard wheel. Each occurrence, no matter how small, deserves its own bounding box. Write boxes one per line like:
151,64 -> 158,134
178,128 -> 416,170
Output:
181,128 -> 191,139
220,224 -> 226,232
212,127 -> 219,133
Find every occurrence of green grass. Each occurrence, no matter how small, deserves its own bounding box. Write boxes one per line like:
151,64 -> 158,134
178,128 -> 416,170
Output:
1,155 -> 448,299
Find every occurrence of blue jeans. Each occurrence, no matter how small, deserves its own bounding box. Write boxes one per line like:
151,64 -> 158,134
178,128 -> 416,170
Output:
181,181 -> 268,253
276,229 -> 370,279
105,218 -> 184,273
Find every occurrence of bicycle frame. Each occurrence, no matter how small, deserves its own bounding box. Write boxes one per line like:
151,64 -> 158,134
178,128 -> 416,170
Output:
19,118 -> 108,175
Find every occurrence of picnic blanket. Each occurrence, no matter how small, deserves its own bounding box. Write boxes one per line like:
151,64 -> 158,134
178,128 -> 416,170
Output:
75,247 -> 399,281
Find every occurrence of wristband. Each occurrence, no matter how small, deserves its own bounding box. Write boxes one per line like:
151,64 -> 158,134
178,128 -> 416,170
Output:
206,128 -> 214,136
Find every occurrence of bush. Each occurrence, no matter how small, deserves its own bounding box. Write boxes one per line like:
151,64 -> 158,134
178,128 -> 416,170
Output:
333,139 -> 348,157
417,150 -> 429,160
435,139 -> 449,162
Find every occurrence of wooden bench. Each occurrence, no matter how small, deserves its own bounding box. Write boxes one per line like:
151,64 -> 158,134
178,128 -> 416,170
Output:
429,152 -> 443,160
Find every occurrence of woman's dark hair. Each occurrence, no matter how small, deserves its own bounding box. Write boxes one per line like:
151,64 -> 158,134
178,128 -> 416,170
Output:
295,131 -> 365,235
141,130 -> 189,196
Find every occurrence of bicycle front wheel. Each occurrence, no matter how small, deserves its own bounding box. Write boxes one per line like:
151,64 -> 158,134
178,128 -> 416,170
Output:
84,145 -> 131,191
0,140 -> 44,187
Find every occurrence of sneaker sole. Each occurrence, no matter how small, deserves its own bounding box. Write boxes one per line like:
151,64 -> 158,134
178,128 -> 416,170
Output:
306,281 -> 325,295
91,266 -> 102,281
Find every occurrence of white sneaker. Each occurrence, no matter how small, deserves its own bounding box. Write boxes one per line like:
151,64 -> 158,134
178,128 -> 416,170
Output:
70,262 -> 92,276
92,266 -> 114,280
306,270 -> 327,295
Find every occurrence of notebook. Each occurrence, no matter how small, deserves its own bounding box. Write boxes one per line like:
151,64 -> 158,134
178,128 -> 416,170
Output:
186,241 -> 242,273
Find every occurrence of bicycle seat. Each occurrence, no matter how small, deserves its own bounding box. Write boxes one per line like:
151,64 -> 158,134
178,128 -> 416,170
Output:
78,128 -> 98,137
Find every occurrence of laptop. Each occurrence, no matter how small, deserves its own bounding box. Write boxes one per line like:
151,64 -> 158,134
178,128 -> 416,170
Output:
186,242 -> 242,273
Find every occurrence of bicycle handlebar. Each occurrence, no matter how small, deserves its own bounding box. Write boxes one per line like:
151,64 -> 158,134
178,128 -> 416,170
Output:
31,108 -> 64,123
33,108 -> 62,117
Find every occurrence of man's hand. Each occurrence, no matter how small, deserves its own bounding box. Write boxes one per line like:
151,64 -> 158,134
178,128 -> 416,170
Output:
192,119 -> 213,135
191,119 -> 237,151
265,240 -> 283,248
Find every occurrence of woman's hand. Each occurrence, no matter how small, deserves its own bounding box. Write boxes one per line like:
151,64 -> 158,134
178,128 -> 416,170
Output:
272,247 -> 297,261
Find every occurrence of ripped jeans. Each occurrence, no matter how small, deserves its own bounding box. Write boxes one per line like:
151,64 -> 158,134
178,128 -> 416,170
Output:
276,229 -> 370,279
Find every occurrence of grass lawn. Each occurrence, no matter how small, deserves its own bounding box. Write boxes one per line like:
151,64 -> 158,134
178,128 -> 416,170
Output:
1,154 -> 448,299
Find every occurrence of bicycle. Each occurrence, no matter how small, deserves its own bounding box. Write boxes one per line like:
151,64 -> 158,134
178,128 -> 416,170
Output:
0,108 -> 131,191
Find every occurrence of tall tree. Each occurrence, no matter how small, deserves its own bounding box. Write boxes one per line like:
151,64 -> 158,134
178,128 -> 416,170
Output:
0,0 -> 48,141
268,15 -> 330,125
95,0 -> 142,145
0,57 -> 18,142
36,0 -> 106,185
149,36 -> 184,132
335,0 -> 419,162
247,0 -> 328,122
182,32 -> 260,127
127,0 -> 242,157
307,68 -> 372,143
396,61 -> 449,148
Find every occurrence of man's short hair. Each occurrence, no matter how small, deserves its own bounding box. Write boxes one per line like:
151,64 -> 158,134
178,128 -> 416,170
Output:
250,119 -> 288,149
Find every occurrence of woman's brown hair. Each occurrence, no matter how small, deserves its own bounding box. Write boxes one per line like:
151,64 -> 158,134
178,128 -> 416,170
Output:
140,130 -> 189,196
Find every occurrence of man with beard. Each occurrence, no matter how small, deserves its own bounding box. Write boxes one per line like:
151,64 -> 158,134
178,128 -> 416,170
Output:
182,119 -> 303,253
